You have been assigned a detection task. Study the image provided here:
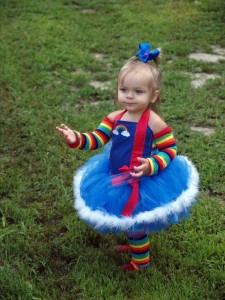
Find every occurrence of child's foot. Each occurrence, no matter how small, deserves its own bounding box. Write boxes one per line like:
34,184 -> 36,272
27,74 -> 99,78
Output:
122,260 -> 150,272
121,261 -> 140,272
114,245 -> 131,252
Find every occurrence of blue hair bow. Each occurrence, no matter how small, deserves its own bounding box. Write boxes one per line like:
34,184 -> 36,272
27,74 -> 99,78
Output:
136,43 -> 160,62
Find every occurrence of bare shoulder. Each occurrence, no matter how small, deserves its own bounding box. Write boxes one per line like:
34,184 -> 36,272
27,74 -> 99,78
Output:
149,110 -> 168,134
107,110 -> 124,122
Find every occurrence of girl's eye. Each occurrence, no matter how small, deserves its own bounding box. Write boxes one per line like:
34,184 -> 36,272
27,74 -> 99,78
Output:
136,90 -> 143,94
120,88 -> 126,93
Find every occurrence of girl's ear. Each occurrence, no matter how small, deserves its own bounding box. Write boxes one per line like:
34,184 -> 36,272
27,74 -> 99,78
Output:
151,90 -> 160,103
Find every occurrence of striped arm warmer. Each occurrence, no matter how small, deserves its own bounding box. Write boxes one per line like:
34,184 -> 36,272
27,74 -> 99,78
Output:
67,117 -> 113,150
147,127 -> 177,175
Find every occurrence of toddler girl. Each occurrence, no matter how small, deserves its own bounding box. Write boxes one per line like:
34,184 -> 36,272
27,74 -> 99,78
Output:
56,43 -> 199,272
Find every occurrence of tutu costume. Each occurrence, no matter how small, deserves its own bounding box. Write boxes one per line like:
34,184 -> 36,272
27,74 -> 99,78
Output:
72,109 -> 199,234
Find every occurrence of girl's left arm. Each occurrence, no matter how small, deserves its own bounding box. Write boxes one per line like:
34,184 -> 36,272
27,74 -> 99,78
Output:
147,127 -> 177,175
132,127 -> 177,177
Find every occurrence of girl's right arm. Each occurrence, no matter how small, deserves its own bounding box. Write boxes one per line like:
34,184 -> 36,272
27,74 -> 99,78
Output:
56,112 -> 122,150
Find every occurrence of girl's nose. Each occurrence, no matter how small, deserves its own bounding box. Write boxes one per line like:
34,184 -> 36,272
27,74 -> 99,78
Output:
127,90 -> 133,98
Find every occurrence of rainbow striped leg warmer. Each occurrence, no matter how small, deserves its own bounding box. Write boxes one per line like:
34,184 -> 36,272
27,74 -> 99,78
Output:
128,234 -> 150,270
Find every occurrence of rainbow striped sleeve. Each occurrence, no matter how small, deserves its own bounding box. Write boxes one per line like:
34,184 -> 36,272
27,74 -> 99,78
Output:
67,116 -> 113,150
147,127 -> 177,176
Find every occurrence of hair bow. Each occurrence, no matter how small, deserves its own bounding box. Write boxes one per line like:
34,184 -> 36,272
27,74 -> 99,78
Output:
136,43 -> 160,63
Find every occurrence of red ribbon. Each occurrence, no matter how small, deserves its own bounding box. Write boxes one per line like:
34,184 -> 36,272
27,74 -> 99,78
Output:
115,109 -> 150,217
119,165 -> 139,217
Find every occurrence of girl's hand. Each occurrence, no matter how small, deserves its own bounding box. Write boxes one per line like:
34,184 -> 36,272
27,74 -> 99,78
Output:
130,157 -> 150,178
56,124 -> 76,144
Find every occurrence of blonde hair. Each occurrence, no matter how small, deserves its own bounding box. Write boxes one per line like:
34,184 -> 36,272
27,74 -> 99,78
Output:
115,56 -> 161,112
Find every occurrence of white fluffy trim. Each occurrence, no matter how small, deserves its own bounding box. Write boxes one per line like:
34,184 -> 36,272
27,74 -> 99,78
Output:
73,156 -> 199,232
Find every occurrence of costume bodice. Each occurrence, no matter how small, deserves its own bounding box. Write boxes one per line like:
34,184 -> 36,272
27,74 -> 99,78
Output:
110,119 -> 153,174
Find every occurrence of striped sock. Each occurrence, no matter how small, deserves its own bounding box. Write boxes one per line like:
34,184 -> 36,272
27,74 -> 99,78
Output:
128,234 -> 150,269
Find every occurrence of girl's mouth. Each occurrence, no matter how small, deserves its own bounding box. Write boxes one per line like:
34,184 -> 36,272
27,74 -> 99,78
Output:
124,102 -> 136,105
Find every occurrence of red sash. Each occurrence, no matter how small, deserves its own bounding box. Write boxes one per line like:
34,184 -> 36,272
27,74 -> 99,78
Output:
115,109 -> 150,217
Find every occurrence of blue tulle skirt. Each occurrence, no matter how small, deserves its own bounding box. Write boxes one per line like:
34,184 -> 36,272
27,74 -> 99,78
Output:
73,144 -> 199,234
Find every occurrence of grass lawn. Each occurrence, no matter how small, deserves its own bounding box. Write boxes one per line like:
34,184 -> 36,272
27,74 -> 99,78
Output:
0,0 -> 225,299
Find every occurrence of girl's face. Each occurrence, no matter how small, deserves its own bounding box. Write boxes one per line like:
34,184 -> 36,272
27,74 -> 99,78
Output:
118,71 -> 154,114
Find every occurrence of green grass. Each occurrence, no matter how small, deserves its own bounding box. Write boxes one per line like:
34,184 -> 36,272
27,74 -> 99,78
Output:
1,0 -> 225,299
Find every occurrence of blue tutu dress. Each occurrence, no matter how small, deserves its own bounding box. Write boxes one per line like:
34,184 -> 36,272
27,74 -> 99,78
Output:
73,111 -> 199,234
